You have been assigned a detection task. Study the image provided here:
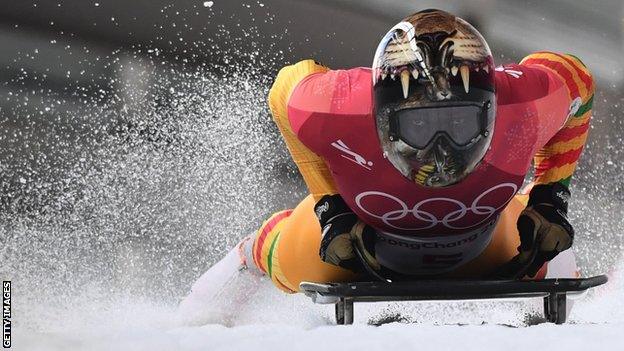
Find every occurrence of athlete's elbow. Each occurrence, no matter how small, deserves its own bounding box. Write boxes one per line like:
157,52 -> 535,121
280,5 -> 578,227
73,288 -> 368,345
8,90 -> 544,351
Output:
565,53 -> 595,98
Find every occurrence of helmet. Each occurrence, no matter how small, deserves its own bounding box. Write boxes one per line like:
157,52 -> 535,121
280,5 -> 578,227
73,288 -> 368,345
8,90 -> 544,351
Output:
373,9 -> 495,188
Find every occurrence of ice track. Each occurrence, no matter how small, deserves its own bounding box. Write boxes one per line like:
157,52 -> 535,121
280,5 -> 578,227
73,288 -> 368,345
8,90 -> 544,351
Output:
15,262 -> 624,351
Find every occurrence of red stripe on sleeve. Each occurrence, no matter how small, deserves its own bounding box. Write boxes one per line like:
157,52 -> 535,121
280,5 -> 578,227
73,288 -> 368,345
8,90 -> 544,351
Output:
552,53 -> 593,92
534,147 -> 585,176
254,210 -> 292,271
547,121 -> 590,143
523,58 -> 580,98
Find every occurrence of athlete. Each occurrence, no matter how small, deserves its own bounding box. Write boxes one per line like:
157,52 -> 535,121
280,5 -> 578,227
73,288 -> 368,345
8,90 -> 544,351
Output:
178,9 -> 593,324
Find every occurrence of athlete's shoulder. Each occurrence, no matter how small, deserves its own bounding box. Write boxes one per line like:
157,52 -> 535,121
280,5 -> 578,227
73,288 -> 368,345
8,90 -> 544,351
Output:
520,51 -> 594,102
288,66 -> 373,115
494,63 -> 552,105
268,59 -> 330,115
495,52 -> 594,107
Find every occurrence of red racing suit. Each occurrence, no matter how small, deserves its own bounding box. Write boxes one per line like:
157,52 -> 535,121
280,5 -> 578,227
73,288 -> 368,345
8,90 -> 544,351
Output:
262,52 -> 594,278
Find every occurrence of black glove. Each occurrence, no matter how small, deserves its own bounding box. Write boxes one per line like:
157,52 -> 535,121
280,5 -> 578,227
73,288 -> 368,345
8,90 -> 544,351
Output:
315,194 -> 378,273
515,183 -> 575,277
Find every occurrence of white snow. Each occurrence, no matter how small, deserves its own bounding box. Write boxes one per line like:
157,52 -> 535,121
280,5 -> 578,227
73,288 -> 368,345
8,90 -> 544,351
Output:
14,263 -> 624,351
17,323 -> 624,351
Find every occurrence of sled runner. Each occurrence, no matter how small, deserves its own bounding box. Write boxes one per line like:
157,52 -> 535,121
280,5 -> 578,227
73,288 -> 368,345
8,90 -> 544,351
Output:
300,275 -> 608,325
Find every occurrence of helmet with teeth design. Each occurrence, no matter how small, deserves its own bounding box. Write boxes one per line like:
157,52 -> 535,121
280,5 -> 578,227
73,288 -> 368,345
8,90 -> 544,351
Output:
373,9 -> 496,188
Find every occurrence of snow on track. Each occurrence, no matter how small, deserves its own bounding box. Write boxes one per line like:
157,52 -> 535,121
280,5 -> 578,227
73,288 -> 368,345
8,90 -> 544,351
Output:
16,318 -> 624,351
14,262 -> 624,351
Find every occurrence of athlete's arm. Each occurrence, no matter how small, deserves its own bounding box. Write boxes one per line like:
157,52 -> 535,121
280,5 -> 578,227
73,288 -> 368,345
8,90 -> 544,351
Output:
509,52 -> 593,277
268,60 -> 339,201
520,52 -> 595,187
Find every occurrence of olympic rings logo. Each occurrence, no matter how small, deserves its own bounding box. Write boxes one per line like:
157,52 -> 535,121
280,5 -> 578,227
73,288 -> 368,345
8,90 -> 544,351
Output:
355,183 -> 518,231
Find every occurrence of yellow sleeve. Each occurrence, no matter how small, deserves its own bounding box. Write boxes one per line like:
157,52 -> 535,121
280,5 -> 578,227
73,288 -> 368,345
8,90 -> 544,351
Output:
520,52 -> 594,187
268,60 -> 339,201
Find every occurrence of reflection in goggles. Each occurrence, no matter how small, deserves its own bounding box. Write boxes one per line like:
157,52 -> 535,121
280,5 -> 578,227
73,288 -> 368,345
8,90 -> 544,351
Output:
390,102 -> 487,150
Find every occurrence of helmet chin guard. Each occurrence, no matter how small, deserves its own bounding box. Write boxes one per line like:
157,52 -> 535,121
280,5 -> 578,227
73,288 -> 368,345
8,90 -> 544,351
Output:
373,9 -> 496,187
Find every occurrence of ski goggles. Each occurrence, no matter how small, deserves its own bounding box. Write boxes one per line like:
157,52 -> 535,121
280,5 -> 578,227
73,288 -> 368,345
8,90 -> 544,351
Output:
388,101 -> 491,150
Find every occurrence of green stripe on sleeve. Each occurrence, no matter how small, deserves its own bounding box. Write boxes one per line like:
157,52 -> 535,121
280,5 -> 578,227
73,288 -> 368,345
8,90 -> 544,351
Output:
266,232 -> 281,278
558,176 -> 572,188
574,94 -> 593,117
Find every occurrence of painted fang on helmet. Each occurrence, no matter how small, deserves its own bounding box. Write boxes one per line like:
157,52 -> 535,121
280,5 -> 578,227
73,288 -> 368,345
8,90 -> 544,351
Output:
373,9 -> 496,188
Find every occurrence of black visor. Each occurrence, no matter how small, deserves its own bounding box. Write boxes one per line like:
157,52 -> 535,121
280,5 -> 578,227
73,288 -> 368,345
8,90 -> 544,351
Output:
390,102 -> 488,149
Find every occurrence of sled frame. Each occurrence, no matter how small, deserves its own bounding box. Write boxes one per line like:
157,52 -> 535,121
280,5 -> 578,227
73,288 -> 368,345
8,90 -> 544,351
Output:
300,275 -> 608,325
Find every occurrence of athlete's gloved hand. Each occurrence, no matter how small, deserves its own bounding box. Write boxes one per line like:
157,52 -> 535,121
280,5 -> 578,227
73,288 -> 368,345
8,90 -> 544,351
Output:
315,194 -> 379,273
515,183 -> 574,277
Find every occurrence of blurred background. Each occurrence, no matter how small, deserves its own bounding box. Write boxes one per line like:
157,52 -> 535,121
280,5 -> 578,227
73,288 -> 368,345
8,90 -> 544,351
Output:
0,0 -> 622,331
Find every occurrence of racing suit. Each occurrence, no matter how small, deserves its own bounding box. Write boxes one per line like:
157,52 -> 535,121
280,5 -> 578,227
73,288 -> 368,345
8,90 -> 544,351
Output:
252,52 -> 594,293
